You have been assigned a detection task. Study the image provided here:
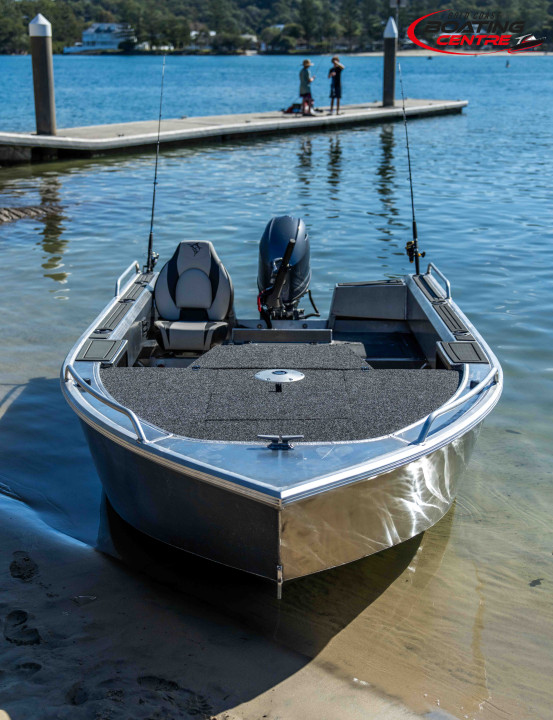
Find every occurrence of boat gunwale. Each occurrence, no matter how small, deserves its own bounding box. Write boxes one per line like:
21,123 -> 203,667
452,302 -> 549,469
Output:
62,361 -> 502,506
61,263 -> 503,505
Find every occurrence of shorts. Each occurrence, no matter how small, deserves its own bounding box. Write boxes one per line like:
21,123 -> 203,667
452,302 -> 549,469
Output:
330,85 -> 341,99
301,92 -> 313,102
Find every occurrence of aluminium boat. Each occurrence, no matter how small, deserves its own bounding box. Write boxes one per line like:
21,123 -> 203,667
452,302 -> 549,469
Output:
61,215 -> 502,596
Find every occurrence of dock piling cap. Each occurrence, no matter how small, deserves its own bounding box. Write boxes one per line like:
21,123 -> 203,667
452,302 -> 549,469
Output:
384,17 -> 398,39
29,14 -> 52,38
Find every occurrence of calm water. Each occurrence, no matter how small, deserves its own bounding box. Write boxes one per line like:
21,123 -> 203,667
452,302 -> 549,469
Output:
0,55 -> 552,718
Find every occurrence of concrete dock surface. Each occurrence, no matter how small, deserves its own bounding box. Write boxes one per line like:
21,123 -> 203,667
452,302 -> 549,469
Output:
0,98 -> 467,164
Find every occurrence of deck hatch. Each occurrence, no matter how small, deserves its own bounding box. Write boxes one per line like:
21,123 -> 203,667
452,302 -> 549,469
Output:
76,338 -> 127,363
438,341 -> 488,365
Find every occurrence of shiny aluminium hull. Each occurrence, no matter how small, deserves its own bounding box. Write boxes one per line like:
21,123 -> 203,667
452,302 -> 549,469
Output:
62,262 -> 502,592
81,417 -> 479,583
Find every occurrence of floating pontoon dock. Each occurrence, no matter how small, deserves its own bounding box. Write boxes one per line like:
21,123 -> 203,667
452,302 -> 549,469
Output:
0,99 -> 467,165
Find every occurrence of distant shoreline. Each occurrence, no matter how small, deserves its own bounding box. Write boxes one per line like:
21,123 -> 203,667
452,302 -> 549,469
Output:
2,49 -> 550,57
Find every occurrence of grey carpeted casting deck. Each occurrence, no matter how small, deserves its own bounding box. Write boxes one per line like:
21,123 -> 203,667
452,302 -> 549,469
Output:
100,343 -> 460,442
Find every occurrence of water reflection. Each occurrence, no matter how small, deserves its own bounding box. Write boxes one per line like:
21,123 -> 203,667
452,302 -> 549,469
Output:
327,136 -> 342,203
37,176 -> 68,283
297,138 -> 313,204
375,125 -> 399,241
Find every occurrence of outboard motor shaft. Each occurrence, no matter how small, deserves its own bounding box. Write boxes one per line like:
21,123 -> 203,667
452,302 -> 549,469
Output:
257,216 -> 311,325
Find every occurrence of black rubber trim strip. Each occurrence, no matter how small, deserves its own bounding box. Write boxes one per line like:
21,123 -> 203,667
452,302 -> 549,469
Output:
102,303 -> 130,329
433,303 -> 474,339
413,275 -> 444,301
126,282 -> 146,300
92,273 -> 149,338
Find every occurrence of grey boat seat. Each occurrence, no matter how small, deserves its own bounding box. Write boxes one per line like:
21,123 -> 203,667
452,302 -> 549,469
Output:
154,241 -> 234,353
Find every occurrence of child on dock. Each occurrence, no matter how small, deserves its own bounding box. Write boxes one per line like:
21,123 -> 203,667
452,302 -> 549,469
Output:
299,59 -> 316,116
328,56 -> 345,115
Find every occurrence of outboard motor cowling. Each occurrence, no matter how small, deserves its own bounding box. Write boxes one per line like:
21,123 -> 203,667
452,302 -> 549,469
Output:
257,216 -> 311,322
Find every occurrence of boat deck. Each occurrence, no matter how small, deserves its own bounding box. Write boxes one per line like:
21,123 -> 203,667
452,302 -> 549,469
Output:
100,344 -> 460,442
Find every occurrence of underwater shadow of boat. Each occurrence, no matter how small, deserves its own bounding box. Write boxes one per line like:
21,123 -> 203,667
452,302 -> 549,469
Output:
0,376 -> 101,543
99,494 -> 429,657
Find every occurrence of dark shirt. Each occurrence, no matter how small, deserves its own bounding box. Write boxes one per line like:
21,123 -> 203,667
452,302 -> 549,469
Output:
330,65 -> 343,90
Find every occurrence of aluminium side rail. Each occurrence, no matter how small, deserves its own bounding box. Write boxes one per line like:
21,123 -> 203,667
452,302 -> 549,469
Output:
64,363 -> 149,444
426,263 -> 451,300
417,365 -> 499,444
114,261 -> 140,297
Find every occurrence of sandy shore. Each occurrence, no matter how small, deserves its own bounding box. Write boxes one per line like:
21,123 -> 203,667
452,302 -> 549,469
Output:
1,420 -> 551,719
0,494 -> 424,720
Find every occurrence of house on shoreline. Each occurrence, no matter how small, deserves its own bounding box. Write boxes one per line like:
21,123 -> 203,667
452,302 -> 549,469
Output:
64,23 -> 136,54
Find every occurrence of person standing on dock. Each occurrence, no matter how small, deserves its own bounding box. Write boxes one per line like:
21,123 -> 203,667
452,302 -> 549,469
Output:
328,56 -> 344,115
300,59 -> 316,116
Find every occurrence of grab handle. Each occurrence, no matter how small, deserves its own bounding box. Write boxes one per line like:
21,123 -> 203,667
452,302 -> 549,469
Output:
426,263 -> 451,300
64,363 -> 149,444
417,366 -> 499,444
114,261 -> 140,297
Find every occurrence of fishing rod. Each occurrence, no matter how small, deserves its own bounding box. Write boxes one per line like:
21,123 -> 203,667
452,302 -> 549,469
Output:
398,62 -> 425,275
312,54 -> 327,79
145,55 -> 166,273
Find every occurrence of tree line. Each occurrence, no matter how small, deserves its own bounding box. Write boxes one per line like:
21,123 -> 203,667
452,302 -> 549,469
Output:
0,0 -> 551,54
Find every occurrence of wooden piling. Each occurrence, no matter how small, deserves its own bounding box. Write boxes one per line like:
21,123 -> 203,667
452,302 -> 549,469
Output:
29,14 -> 57,136
383,17 -> 398,108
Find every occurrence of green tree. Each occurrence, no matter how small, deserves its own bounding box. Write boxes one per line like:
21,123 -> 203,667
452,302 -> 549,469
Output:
212,30 -> 241,50
340,0 -> 360,49
0,0 -> 550,54
278,34 -> 296,51
261,25 -> 281,46
209,0 -> 238,34
319,0 -> 341,47
298,0 -> 320,46
283,22 -> 302,38
273,0 -> 294,25
0,0 -> 27,52
167,17 -> 190,48
360,0 -> 382,44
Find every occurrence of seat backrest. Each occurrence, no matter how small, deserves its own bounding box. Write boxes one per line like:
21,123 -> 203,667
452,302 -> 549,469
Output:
155,241 -> 234,322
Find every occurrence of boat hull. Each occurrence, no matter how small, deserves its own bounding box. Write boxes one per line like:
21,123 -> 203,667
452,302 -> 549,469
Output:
280,426 -> 479,580
81,420 -> 480,583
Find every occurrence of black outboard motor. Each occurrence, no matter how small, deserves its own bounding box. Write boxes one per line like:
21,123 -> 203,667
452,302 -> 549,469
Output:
257,216 -> 311,325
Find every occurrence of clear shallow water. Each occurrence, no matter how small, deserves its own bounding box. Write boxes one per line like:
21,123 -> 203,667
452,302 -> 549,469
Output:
0,55 -> 552,719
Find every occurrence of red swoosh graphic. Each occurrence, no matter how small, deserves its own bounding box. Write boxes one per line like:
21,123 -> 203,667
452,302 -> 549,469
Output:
407,10 -> 543,56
